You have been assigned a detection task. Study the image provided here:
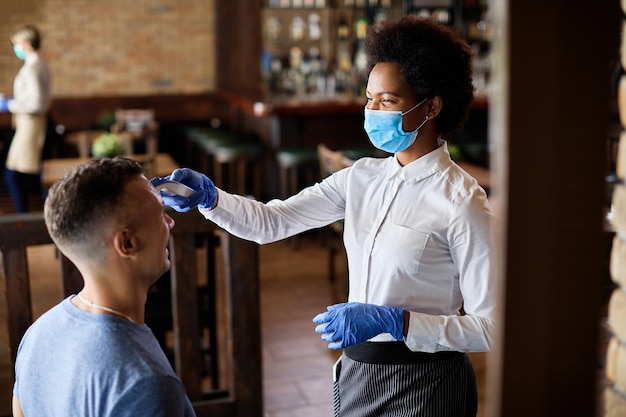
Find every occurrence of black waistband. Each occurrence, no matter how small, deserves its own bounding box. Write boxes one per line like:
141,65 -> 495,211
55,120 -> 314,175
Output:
344,342 -> 463,365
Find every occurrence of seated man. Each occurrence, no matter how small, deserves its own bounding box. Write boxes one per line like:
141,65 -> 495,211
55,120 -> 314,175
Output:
12,157 -> 196,417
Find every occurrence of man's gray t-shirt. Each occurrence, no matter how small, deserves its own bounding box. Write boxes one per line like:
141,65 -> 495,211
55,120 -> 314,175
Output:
13,296 -> 196,417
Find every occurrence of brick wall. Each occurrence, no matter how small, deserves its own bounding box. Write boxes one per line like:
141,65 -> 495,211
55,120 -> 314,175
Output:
607,7 -> 626,416
0,0 -> 216,98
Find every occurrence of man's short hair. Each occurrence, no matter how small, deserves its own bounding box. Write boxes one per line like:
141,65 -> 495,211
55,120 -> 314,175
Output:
44,157 -> 144,255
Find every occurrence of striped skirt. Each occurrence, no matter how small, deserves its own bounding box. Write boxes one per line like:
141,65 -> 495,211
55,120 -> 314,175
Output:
333,342 -> 477,417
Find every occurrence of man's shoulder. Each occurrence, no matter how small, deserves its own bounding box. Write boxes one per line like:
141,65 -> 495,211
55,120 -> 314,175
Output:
25,298 -> 70,329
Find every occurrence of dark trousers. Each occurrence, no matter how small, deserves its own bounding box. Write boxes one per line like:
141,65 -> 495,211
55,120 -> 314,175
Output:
4,169 -> 45,213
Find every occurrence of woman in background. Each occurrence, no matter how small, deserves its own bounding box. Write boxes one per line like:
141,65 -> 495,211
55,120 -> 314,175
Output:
0,24 -> 51,212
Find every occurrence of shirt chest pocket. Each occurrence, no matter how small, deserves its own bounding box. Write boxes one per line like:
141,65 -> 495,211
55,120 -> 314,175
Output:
374,223 -> 430,275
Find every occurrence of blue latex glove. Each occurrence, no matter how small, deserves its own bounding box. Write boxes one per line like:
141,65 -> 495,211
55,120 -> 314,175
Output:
0,97 -> 11,113
313,302 -> 405,350
161,168 -> 217,212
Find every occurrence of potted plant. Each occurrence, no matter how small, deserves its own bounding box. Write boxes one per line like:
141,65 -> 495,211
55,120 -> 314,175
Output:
91,132 -> 125,158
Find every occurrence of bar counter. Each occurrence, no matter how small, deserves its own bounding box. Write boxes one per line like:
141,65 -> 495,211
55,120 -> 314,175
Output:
219,90 -> 489,117
217,90 -> 489,151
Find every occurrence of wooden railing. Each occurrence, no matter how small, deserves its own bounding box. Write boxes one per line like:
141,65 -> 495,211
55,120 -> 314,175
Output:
0,210 -> 262,417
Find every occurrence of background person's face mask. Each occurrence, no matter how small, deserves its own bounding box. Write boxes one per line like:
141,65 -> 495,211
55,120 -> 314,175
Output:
13,45 -> 26,60
364,97 -> 429,153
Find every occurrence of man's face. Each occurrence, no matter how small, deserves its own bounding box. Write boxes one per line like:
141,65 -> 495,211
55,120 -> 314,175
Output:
124,176 -> 175,283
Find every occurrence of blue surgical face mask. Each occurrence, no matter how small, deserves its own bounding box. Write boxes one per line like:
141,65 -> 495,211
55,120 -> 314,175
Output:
13,45 -> 26,60
364,97 -> 430,153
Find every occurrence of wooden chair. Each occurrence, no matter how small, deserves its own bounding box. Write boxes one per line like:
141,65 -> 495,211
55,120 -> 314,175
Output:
317,144 -> 353,283
111,108 -> 159,157
0,212 -> 83,370
317,143 -> 354,178
0,211 -> 262,417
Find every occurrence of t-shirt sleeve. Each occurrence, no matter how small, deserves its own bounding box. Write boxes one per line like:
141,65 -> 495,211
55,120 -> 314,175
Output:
109,375 -> 196,417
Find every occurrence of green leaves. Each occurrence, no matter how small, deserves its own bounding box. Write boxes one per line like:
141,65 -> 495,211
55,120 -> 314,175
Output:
91,133 -> 124,158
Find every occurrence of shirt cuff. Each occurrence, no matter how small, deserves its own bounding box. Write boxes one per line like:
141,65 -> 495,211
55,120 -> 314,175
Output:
404,311 -> 449,353
199,188 -> 237,219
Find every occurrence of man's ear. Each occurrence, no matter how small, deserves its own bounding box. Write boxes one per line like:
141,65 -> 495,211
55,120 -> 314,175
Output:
113,228 -> 136,257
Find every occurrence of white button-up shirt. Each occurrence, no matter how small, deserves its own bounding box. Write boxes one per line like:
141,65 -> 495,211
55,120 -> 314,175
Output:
8,52 -> 51,115
201,143 -> 496,353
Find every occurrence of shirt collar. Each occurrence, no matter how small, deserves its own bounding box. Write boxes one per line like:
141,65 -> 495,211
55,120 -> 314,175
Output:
385,138 -> 452,184
24,52 -> 39,64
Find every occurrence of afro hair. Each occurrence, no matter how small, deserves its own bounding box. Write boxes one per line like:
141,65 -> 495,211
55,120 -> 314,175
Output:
364,15 -> 474,134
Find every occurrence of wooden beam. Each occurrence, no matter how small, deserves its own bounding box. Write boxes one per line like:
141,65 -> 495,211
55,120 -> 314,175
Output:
488,2 -> 620,416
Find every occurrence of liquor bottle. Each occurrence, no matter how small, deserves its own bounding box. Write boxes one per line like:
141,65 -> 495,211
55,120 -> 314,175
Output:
337,15 -> 350,40
336,15 -> 352,73
353,14 -> 368,95
308,13 -> 321,40
355,13 -> 368,41
290,15 -> 306,41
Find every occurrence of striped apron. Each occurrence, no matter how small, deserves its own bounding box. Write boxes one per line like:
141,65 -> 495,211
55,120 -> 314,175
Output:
333,342 -> 477,417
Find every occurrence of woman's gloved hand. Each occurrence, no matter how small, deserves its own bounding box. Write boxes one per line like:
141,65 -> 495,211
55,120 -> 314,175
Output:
312,302 -> 405,349
0,97 -> 11,113
162,168 -> 217,212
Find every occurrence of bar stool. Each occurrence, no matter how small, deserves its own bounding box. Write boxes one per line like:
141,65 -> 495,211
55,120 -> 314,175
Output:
185,126 -> 262,197
275,148 -> 319,199
274,148 -> 319,248
185,126 -> 238,174
212,141 -> 262,198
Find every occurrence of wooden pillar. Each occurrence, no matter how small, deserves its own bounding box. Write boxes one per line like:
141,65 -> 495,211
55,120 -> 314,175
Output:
605,3 -> 626,416
488,2 -> 619,416
215,0 -> 264,99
